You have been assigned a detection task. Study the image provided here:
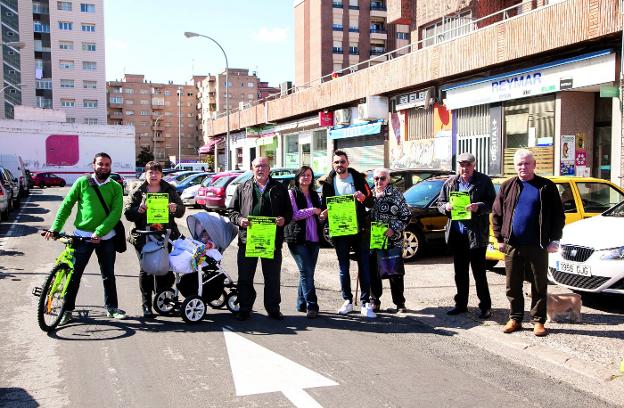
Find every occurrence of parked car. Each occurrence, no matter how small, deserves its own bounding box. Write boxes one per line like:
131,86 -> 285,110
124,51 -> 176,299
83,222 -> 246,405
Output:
0,166 -> 20,210
0,153 -> 28,197
109,173 -> 128,195
174,172 -> 210,195
196,171 -> 242,207
180,184 -> 202,207
173,162 -> 210,172
164,171 -> 203,186
224,168 -> 299,208
548,200 -> 624,295
0,181 -> 9,221
486,176 -> 624,268
31,172 -> 67,188
365,168 -> 455,192
204,174 -> 239,213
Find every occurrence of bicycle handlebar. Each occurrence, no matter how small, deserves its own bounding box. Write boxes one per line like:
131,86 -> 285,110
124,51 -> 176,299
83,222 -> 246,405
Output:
41,230 -> 94,242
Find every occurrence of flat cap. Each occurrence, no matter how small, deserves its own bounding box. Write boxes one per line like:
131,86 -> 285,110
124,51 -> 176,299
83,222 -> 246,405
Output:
457,152 -> 476,163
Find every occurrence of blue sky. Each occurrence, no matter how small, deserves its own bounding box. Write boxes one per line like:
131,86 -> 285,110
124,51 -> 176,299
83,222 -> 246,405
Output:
104,0 -> 295,86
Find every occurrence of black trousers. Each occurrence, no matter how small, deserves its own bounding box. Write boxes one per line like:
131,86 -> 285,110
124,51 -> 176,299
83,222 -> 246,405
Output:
449,232 -> 491,311
236,245 -> 282,314
504,244 -> 548,323
369,251 -> 405,307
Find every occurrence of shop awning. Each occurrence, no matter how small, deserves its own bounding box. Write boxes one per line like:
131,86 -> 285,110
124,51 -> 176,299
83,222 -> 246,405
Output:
198,137 -> 223,154
328,121 -> 382,140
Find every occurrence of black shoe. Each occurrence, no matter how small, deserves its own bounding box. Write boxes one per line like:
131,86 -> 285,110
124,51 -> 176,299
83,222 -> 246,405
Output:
236,311 -> 250,321
396,304 -> 407,313
479,309 -> 492,319
306,309 -> 318,319
267,311 -> 284,320
143,305 -> 156,319
447,307 -> 468,316
372,303 -> 381,313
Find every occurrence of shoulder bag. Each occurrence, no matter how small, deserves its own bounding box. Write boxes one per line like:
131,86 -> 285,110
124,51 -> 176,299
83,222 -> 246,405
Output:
91,182 -> 127,253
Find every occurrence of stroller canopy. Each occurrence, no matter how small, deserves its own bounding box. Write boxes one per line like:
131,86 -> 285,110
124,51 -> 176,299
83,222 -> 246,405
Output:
186,212 -> 238,253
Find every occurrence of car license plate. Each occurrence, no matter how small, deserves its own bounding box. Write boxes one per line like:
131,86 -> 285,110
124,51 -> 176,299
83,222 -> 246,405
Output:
556,260 -> 591,277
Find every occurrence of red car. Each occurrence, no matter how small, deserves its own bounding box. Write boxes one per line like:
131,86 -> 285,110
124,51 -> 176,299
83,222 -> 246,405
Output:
203,174 -> 238,213
32,172 -> 66,188
196,171 -> 241,206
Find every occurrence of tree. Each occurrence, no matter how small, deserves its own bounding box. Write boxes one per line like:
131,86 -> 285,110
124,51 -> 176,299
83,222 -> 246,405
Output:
136,146 -> 154,166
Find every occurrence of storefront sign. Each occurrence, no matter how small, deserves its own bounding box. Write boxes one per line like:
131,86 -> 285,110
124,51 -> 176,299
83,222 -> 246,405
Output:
256,134 -> 276,146
319,111 -> 334,127
328,121 -> 382,140
443,50 -> 615,110
488,105 -> 502,175
394,87 -> 433,110
600,85 -> 619,98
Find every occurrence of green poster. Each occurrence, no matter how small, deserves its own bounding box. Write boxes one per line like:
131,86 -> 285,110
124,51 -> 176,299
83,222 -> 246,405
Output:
370,222 -> 387,249
245,216 -> 277,259
450,191 -> 471,221
146,193 -> 169,224
326,195 -> 358,237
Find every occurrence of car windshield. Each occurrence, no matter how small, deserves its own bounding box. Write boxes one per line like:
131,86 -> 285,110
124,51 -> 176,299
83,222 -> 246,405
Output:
602,200 -> 624,217
576,182 -> 624,213
403,179 -> 444,208
213,175 -> 234,187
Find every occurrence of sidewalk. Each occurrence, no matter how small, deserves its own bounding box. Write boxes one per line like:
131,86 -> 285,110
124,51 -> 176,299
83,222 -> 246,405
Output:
307,248 -> 624,406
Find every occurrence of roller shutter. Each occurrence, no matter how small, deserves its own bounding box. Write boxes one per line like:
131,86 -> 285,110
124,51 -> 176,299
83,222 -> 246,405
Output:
335,134 -> 384,172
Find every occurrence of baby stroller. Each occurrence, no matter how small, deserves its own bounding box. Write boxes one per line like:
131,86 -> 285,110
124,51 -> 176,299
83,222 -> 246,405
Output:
152,212 -> 239,323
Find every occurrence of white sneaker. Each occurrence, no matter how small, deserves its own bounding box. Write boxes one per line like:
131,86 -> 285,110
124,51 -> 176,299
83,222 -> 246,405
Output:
338,300 -> 353,315
361,303 -> 377,318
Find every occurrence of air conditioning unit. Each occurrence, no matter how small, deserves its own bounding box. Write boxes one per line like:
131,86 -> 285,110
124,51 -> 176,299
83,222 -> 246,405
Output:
358,95 -> 389,121
334,109 -> 351,125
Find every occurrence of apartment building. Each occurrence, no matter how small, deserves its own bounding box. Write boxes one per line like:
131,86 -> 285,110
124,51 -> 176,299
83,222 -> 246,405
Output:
0,0 -> 106,123
294,0 -> 411,87
107,74 -> 204,164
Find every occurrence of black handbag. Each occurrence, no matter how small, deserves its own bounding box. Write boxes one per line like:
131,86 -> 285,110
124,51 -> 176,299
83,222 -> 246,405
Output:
376,238 -> 404,279
91,182 -> 127,253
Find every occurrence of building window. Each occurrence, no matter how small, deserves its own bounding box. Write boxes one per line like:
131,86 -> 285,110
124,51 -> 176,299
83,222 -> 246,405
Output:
60,79 -> 74,88
58,21 -> 72,30
83,80 -> 96,89
84,118 -> 98,125
82,61 -> 96,71
66,117 -> 76,123
348,25 -> 359,32
139,99 -> 149,105
396,32 -> 410,40
110,96 -> 122,104
59,60 -> 74,70
82,42 -> 96,51
80,3 -> 96,12
349,44 -> 359,55
124,88 -> 134,94
422,10 -> 473,47
57,1 -> 72,11
332,23 -> 343,31
83,99 -> 98,108
60,98 -> 75,107
332,40 -> 343,54
247,82 -> 255,88
125,99 -> 134,105
348,0 -> 359,9
125,110 -> 135,116
81,23 -> 96,32
140,111 -> 150,116
59,41 -> 73,50
164,90 -> 171,96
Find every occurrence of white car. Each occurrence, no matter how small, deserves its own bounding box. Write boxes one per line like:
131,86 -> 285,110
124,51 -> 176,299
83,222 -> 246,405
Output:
0,181 -> 9,221
180,184 -> 201,207
548,201 -> 624,295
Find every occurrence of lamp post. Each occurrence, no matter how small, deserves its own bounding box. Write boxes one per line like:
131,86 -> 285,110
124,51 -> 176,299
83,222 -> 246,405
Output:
177,87 -> 182,165
184,31 -> 230,170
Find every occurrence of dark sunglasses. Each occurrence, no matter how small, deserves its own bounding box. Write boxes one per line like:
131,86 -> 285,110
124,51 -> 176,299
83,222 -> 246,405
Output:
373,176 -> 387,181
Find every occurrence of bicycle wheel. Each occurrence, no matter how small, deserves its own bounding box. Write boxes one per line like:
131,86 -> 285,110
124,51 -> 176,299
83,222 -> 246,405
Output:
37,265 -> 70,332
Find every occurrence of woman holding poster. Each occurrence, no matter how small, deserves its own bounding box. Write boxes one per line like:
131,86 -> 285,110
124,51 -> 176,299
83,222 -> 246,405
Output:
369,168 -> 411,313
125,161 -> 185,318
284,166 -> 323,318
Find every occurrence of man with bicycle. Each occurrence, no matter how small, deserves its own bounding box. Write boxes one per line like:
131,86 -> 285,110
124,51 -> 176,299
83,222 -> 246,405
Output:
44,152 -> 126,324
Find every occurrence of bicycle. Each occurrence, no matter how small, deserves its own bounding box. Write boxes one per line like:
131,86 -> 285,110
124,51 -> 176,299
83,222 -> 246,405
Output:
32,230 -> 92,332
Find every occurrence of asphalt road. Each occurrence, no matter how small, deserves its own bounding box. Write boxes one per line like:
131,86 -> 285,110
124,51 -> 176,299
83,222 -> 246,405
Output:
0,188 -> 619,408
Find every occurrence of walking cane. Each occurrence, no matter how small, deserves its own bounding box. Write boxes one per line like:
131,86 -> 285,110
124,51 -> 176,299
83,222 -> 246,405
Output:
354,272 -> 359,307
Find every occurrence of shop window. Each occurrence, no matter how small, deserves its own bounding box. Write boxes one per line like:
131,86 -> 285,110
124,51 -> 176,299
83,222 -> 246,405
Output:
284,134 -> 299,168
312,130 -> 328,173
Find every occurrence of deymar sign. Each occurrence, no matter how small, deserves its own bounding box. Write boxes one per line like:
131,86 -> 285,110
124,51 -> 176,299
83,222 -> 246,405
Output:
443,50 -> 615,110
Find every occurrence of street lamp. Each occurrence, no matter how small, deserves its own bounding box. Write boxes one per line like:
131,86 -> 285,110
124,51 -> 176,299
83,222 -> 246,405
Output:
177,87 -> 182,165
184,31 -> 230,170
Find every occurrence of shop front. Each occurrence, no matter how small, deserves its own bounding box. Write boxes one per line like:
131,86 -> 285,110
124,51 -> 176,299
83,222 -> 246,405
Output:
329,120 -> 385,171
278,114 -> 332,173
388,87 -> 453,170
443,49 -> 619,180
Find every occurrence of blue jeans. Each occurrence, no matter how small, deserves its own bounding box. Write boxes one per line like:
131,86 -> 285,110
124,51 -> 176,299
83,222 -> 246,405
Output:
333,232 -> 371,304
288,243 -> 320,312
65,238 -> 119,311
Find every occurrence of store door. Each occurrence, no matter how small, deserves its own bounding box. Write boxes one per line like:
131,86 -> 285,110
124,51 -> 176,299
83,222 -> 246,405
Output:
300,143 -> 310,166
592,126 -> 611,180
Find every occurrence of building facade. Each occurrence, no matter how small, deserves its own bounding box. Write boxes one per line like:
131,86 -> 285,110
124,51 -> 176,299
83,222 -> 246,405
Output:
294,0 -> 410,87
0,0 -> 106,123
106,74 -> 204,164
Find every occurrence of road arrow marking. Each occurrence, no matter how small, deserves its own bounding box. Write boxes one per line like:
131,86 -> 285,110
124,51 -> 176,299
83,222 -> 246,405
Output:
223,328 -> 338,407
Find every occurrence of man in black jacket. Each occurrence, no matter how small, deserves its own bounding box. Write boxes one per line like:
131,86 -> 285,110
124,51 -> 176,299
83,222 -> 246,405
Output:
320,150 -> 376,318
492,149 -> 564,337
438,152 -> 496,319
228,157 -> 293,321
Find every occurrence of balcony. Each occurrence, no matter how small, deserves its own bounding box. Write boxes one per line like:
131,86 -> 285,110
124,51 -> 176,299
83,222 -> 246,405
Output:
33,22 -> 50,33
35,79 -> 52,90
36,97 -> 52,109
370,47 -> 386,55
33,3 -> 49,14
370,2 -> 386,11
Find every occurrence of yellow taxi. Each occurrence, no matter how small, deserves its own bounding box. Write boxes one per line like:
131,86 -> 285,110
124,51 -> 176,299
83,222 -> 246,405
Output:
485,176 -> 624,269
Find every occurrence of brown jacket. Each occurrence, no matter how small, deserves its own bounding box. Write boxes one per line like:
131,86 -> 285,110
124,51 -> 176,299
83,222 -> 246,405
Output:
492,175 -> 564,248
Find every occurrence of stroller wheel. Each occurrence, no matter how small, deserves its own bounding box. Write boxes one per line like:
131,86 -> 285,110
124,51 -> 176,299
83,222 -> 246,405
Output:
225,291 -> 239,314
182,296 -> 206,323
208,290 -> 227,309
154,289 -> 176,316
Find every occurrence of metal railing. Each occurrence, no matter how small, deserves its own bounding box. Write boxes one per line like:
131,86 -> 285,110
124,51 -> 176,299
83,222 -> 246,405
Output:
210,0 -> 561,122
